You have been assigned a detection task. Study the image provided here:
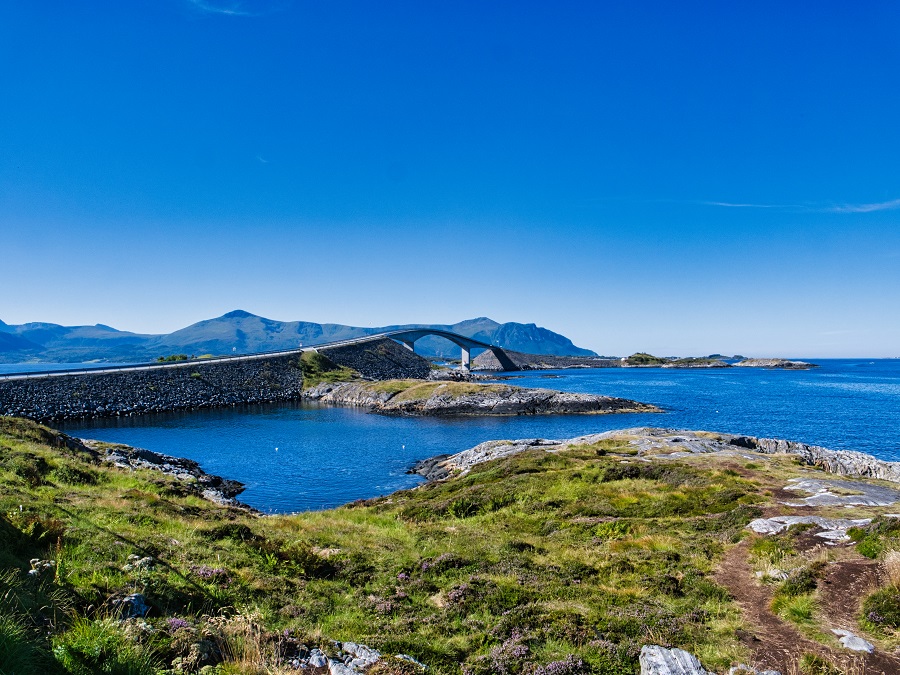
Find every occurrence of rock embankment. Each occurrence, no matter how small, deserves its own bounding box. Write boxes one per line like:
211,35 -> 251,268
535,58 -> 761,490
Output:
319,338 -> 431,380
304,380 -> 660,417
0,355 -> 308,423
472,349 -> 620,371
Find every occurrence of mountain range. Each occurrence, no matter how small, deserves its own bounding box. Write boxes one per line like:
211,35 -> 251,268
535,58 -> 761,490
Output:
0,311 -> 597,363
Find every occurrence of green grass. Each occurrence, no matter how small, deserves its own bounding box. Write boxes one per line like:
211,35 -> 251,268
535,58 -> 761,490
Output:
360,380 -> 514,404
296,351 -> 358,388
0,415 -> 769,673
771,593 -> 816,625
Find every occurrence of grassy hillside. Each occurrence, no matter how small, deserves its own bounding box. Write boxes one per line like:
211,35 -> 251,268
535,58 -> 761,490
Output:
2,417 -> 899,674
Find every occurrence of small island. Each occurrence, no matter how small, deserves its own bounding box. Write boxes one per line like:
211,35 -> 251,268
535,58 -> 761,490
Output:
303,379 -> 660,416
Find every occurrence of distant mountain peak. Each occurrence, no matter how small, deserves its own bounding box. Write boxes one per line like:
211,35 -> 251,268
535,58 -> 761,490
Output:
0,312 -> 596,362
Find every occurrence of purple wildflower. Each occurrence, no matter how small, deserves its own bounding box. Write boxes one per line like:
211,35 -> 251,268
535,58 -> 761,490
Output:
167,617 -> 190,631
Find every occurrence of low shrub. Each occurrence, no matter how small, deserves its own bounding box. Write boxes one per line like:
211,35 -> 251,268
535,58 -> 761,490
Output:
862,585 -> 900,628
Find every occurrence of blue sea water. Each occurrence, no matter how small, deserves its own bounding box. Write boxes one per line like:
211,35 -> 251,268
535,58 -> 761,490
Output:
52,359 -> 900,514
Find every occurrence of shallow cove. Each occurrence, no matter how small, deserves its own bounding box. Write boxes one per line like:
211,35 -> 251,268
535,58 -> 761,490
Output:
59,359 -> 900,513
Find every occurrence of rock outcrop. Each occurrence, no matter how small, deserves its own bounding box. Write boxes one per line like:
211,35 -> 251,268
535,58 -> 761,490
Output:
303,381 -> 660,417
412,427 -> 900,488
747,516 -> 872,541
81,439 -> 252,509
731,435 -> 900,483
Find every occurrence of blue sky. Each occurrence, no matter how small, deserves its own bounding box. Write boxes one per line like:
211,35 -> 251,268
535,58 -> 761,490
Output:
2,1 -> 899,357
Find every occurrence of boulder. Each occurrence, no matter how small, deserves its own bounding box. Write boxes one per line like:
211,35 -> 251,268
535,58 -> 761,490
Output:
831,629 -> 875,653
639,646 -> 712,675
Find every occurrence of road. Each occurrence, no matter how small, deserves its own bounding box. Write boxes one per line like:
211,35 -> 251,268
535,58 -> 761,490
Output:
0,329 -> 498,381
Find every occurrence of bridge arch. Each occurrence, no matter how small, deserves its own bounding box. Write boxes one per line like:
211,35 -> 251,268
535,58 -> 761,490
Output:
381,329 -> 518,371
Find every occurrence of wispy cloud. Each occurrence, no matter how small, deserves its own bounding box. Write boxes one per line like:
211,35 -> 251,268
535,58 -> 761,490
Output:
187,0 -> 288,17
702,198 -> 900,214
827,198 -> 900,214
188,1 -> 251,16
701,201 -> 797,209
256,155 -> 269,164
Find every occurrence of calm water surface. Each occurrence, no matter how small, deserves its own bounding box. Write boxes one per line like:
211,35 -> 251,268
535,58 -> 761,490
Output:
50,359 -> 900,513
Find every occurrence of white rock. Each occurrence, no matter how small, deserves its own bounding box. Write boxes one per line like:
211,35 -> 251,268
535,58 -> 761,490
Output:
308,649 -> 328,667
831,629 -> 875,653
747,516 -> 870,541
639,645 -> 712,675
328,659 -> 360,675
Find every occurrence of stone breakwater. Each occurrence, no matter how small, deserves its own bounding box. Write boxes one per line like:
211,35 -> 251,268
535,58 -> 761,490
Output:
304,380 -> 660,417
411,426 -> 900,483
0,339 -> 432,424
472,349 -> 620,371
321,338 -> 432,380
0,355 -> 309,423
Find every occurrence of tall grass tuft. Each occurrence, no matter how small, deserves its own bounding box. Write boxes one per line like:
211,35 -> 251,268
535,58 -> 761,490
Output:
52,618 -> 160,675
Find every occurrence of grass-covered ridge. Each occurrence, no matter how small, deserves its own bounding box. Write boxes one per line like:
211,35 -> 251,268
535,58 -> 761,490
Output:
0,416 -> 766,674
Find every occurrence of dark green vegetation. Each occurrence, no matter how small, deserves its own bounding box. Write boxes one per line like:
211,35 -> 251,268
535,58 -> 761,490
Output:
663,358 -> 727,368
849,518 -> 900,635
156,355 -> 192,363
848,517 -> 900,560
295,351 -> 357,388
622,353 -> 668,366
0,417 -> 765,674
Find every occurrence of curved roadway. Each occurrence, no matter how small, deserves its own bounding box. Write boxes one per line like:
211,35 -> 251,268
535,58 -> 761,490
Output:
0,329 -> 501,381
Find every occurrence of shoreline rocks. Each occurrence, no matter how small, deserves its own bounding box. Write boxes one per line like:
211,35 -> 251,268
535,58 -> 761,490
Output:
472,351 -> 817,371
733,358 -> 816,369
46,432 -> 256,510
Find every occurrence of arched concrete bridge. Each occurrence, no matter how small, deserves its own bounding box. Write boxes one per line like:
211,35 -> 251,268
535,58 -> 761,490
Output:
379,329 -> 517,371
0,329 -> 517,380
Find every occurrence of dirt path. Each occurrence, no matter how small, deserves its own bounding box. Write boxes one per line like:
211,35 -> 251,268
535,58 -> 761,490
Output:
714,541 -> 900,674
